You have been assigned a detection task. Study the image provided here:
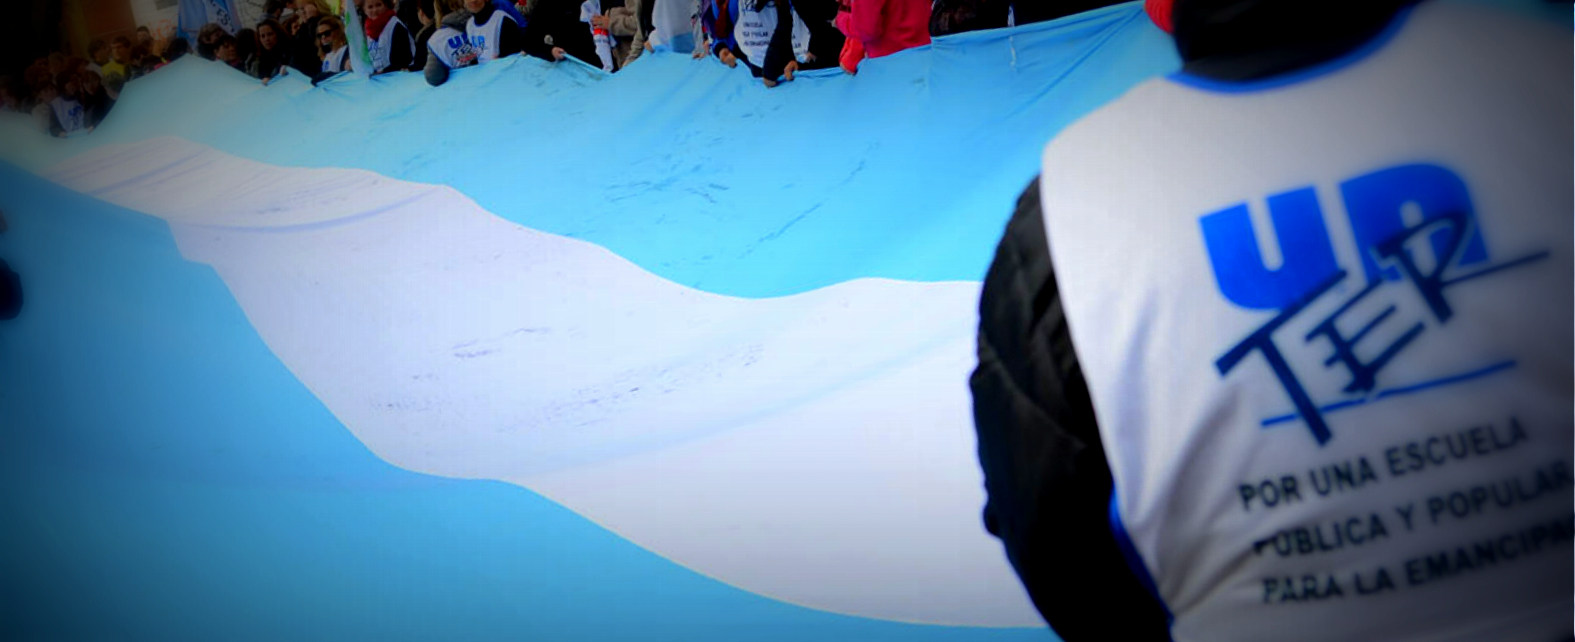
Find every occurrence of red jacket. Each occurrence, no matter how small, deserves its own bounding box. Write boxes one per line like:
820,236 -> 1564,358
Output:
1145,0 -> 1174,33
848,0 -> 930,59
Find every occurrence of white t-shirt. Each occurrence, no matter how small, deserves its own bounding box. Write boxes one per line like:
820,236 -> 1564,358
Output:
733,0 -> 810,69
1039,3 -> 1572,640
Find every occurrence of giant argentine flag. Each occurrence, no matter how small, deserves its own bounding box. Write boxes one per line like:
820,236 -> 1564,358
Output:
0,4 -> 1180,640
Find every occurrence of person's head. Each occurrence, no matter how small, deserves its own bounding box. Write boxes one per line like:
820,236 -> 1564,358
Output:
55,71 -> 80,98
257,20 -> 284,51
301,0 -> 332,20
215,34 -> 240,63
136,25 -> 153,47
80,69 -> 102,92
365,0 -> 391,20
264,0 -> 287,18
417,0 -> 435,26
463,0 -> 487,14
33,80 -> 57,104
316,16 -> 347,52
111,36 -> 133,63
46,53 -> 65,75
88,39 -> 110,65
197,23 -> 226,58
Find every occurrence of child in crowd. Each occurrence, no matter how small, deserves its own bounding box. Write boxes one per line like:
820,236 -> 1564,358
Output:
732,0 -> 839,87
47,72 -> 88,137
252,19 -> 294,82
411,0 -> 439,71
423,5 -> 477,85
135,26 -> 155,51
86,39 -> 110,76
365,0 -> 417,73
519,0 -> 596,64
78,70 -> 112,127
464,0 -> 524,63
197,24 -> 226,60
317,15 -> 352,78
700,0 -> 741,68
215,34 -> 246,72
291,0 -> 335,75
109,36 -> 136,77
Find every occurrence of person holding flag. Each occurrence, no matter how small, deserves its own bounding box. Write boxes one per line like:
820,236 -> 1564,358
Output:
315,15 -> 352,79
424,5 -> 478,85
464,0 -> 526,63
363,0 -> 417,73
423,0 -> 533,86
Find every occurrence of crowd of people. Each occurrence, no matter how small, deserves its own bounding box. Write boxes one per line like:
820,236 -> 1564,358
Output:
2,0 -> 1141,137
2,25 -> 179,137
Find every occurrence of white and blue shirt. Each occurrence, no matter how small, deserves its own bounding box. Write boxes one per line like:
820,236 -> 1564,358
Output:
1039,3 -> 1572,640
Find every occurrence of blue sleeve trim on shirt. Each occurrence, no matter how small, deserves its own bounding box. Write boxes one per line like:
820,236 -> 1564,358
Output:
1109,490 -> 1176,635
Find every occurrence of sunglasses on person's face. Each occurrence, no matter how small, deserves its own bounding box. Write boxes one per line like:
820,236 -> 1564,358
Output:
318,31 -> 332,39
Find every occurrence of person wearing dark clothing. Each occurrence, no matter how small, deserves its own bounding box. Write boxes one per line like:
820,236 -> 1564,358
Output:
163,38 -> 191,66
45,72 -> 88,137
251,19 -> 294,81
77,70 -> 112,127
521,0 -> 600,64
970,1 -> 1519,640
364,0 -> 416,73
411,0 -> 438,71
747,0 -> 841,86
215,33 -> 247,72
701,0 -> 742,66
290,0 -> 336,76
928,0 -> 1006,37
463,0 -> 526,61
236,28 -> 260,68
290,15 -> 326,75
787,0 -> 842,69
424,7 -> 477,86
196,23 -> 226,60
397,0 -> 424,37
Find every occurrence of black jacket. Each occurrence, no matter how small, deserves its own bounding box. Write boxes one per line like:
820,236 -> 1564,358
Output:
375,20 -> 416,73
412,23 -> 435,72
522,0 -> 600,65
970,1 -> 1416,639
472,3 -> 527,60
746,0 -> 843,80
289,15 -> 324,77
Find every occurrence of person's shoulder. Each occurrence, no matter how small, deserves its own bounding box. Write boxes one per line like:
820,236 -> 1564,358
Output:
1041,78 -> 1173,164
